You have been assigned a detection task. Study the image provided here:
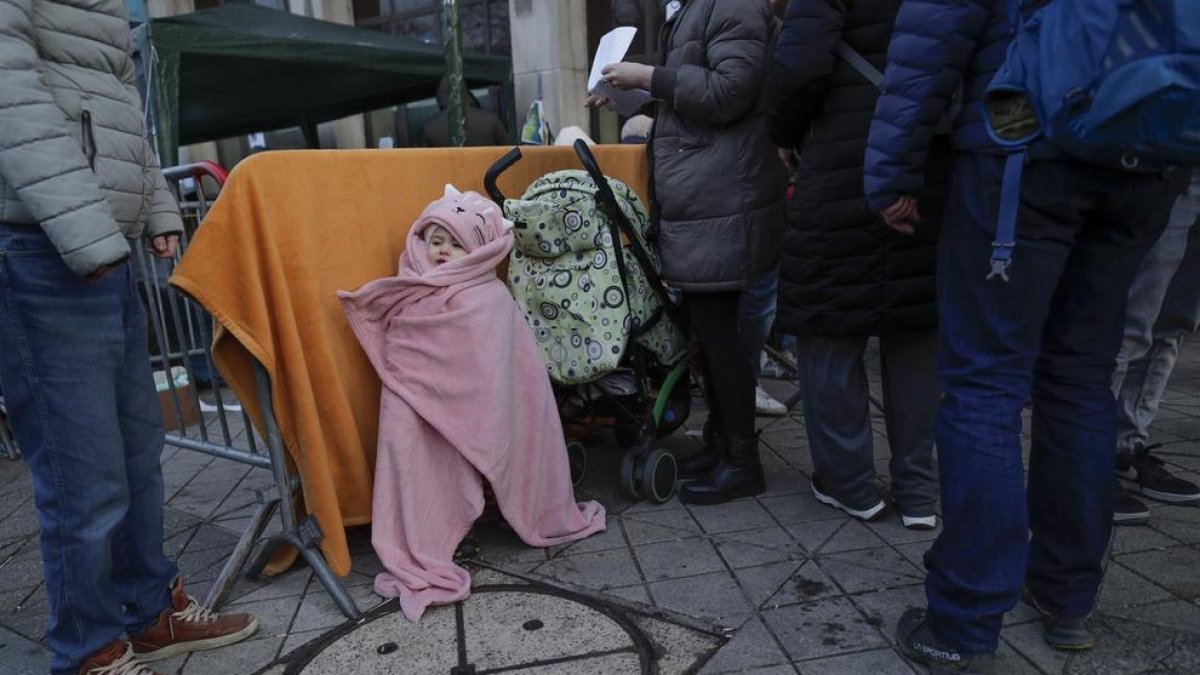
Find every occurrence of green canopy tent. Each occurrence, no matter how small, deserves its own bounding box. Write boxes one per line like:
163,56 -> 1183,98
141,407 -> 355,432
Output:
137,4 -> 514,165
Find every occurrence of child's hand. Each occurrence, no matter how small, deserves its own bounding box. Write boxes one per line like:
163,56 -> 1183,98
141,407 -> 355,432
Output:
600,63 -> 654,91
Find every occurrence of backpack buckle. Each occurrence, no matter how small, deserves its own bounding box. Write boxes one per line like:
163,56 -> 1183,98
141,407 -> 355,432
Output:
987,243 -> 1015,283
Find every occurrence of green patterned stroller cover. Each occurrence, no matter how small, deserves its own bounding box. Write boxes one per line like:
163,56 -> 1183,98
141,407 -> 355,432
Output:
506,170 -> 686,385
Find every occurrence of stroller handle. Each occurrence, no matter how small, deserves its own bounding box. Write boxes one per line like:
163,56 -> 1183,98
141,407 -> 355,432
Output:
484,147 -> 523,205
573,139 -> 606,185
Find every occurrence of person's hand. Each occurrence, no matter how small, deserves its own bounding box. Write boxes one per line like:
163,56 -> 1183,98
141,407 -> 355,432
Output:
150,234 -> 179,259
585,93 -> 613,110
777,147 -> 796,171
600,62 -> 654,91
880,196 -> 921,235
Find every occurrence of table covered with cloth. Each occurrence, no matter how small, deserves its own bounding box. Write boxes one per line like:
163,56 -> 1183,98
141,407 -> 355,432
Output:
169,146 -> 650,577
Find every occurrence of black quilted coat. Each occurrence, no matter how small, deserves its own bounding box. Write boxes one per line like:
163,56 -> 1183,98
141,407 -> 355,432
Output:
767,0 -> 949,337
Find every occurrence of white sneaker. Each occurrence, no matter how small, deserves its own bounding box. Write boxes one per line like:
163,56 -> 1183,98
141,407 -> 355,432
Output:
901,514 -> 938,530
812,479 -> 886,521
755,385 -> 788,417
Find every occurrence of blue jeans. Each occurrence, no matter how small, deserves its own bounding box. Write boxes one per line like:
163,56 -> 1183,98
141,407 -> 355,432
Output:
1113,173 -> 1200,452
0,226 -> 177,673
925,156 -> 1180,653
740,265 -> 779,377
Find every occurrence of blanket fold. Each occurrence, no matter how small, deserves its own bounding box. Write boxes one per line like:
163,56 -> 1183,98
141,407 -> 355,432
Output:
339,187 -> 605,621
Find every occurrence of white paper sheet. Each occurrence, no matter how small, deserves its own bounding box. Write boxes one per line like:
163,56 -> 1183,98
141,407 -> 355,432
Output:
588,26 -> 652,116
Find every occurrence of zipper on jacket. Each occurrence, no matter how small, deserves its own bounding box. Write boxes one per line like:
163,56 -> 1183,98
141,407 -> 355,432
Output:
81,110 -> 97,171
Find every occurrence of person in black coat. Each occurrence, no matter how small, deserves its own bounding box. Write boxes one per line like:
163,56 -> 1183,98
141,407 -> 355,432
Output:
767,0 -> 949,528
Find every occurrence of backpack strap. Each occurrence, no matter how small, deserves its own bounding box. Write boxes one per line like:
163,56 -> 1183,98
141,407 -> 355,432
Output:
987,150 -> 1027,283
835,41 -> 884,88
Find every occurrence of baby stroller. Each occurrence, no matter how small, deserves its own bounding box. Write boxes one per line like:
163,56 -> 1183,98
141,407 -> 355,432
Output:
485,140 -> 691,504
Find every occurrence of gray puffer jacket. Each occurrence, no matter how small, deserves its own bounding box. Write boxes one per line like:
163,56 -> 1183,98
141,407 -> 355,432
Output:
649,0 -> 787,292
0,0 -> 182,277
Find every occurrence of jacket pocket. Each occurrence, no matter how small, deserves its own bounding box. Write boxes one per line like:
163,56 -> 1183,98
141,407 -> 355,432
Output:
80,108 -> 97,171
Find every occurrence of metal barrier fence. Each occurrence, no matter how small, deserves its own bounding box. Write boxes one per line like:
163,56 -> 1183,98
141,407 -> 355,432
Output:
137,162 -> 361,619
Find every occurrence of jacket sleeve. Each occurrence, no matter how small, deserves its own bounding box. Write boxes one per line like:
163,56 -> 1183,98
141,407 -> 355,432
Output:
766,0 -> 846,150
651,0 -> 773,127
863,0 -> 992,211
118,49 -> 184,240
0,0 -> 129,276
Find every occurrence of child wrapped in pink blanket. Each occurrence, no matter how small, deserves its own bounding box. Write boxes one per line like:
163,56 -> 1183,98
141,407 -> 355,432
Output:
338,185 -> 606,621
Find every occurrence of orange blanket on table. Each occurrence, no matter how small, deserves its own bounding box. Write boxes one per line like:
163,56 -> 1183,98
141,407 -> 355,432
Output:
170,146 -> 649,577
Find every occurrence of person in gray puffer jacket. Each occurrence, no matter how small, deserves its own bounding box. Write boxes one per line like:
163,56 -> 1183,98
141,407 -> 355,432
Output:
0,2 -> 260,673
592,0 -> 787,505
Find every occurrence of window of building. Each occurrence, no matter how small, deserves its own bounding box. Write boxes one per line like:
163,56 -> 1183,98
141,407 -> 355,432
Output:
353,0 -> 510,56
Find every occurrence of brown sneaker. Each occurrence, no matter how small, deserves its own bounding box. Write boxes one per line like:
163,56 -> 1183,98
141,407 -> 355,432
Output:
79,639 -> 161,674
130,578 -> 259,662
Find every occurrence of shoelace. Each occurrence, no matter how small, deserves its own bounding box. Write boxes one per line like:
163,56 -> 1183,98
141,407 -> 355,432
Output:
88,647 -> 157,675
173,597 -> 219,625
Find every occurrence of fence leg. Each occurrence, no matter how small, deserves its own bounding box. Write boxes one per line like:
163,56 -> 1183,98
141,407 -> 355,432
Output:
203,498 -> 279,610
252,360 -> 362,621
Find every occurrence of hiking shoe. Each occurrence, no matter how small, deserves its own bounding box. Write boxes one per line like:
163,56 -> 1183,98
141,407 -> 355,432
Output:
755,385 -> 788,417
1024,590 -> 1095,650
1113,483 -> 1151,526
80,640 -> 161,674
902,513 -> 938,531
130,578 -> 259,662
812,475 -> 886,521
1118,443 -> 1200,503
1042,614 -> 1095,650
895,608 -> 996,674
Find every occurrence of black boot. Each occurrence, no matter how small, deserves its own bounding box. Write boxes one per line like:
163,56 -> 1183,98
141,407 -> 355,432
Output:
677,416 -> 727,480
678,434 -> 765,505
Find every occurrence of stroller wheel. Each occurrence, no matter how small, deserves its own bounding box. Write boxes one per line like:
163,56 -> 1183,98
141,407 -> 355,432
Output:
620,449 -> 644,501
566,441 -> 588,487
639,449 -> 677,505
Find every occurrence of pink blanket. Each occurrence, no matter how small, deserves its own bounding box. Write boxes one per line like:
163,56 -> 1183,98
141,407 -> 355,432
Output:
338,186 -> 606,621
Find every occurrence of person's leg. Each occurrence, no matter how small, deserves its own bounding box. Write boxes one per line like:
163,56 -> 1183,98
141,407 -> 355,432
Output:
740,265 -> 787,415
1025,167 -> 1179,622
794,334 -> 884,517
111,272 -> 180,635
1115,178 -> 1200,503
1114,180 -> 1199,452
922,156 -> 1077,655
679,291 -> 762,504
689,292 -> 756,438
879,329 -> 940,524
0,227 -> 138,674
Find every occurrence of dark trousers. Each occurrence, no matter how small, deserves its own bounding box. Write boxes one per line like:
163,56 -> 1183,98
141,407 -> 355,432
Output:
925,154 -> 1180,653
687,292 -> 756,437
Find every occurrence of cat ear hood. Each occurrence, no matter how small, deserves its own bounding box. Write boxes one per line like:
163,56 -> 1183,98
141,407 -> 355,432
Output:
412,184 -> 513,251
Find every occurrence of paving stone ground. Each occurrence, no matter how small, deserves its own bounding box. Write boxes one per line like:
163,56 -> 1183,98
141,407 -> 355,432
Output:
1,340 -> 1199,674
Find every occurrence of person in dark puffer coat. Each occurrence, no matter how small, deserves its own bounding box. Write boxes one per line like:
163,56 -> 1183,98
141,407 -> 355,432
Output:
864,0 -> 1187,670
767,0 -> 950,532
593,0 -> 787,506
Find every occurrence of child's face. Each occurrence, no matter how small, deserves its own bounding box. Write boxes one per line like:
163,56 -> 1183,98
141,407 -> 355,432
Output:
424,225 -> 466,266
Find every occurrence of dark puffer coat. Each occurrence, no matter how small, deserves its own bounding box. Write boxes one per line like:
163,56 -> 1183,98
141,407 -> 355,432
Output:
768,0 -> 949,337
650,0 -> 788,292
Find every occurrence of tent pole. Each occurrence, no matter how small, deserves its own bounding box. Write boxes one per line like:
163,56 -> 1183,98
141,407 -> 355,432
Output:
443,0 -> 466,147
300,113 -> 320,149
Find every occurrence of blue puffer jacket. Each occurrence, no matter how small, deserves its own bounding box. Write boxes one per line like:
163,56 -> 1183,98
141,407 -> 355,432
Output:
864,0 -> 1011,212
